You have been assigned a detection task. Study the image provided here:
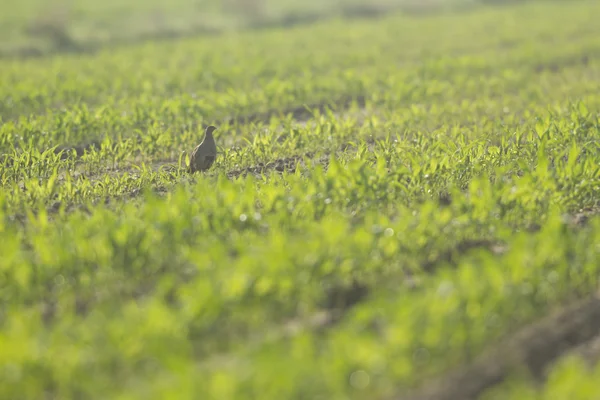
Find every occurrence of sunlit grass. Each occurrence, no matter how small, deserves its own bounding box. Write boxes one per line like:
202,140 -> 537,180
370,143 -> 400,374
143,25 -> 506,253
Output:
0,0 -> 600,399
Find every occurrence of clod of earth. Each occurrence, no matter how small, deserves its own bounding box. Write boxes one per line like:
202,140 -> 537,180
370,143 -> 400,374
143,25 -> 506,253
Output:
188,125 -> 218,173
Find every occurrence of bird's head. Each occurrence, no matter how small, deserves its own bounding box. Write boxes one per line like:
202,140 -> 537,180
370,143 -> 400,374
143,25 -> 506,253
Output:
205,125 -> 217,138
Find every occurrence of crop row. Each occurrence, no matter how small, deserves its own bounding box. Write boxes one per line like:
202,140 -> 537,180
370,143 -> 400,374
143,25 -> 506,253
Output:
1,98 -> 599,218
483,353 -> 600,400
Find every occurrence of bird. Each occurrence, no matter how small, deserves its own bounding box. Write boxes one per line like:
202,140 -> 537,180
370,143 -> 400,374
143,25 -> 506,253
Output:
188,125 -> 217,173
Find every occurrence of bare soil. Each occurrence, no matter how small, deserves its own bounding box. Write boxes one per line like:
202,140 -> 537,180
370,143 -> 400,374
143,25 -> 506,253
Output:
397,290 -> 600,400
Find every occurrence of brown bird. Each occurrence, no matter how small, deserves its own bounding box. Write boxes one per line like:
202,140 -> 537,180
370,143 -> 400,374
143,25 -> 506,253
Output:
188,125 -> 217,173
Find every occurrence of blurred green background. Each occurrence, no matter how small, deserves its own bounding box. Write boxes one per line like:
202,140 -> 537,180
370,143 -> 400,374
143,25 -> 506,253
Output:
0,0 -> 541,57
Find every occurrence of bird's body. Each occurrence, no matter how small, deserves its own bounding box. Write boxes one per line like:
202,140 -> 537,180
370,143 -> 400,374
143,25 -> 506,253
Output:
189,125 -> 217,173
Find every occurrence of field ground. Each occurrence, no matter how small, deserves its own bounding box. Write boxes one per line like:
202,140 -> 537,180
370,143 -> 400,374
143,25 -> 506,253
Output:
1,0 -> 600,399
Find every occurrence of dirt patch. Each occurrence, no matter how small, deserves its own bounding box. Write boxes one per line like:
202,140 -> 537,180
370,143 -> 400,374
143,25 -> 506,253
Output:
54,139 -> 103,159
421,239 -> 507,273
226,151 -> 330,179
563,206 -> 600,228
398,290 -> 600,400
220,95 -> 366,127
534,50 -> 597,73
573,333 -> 600,366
